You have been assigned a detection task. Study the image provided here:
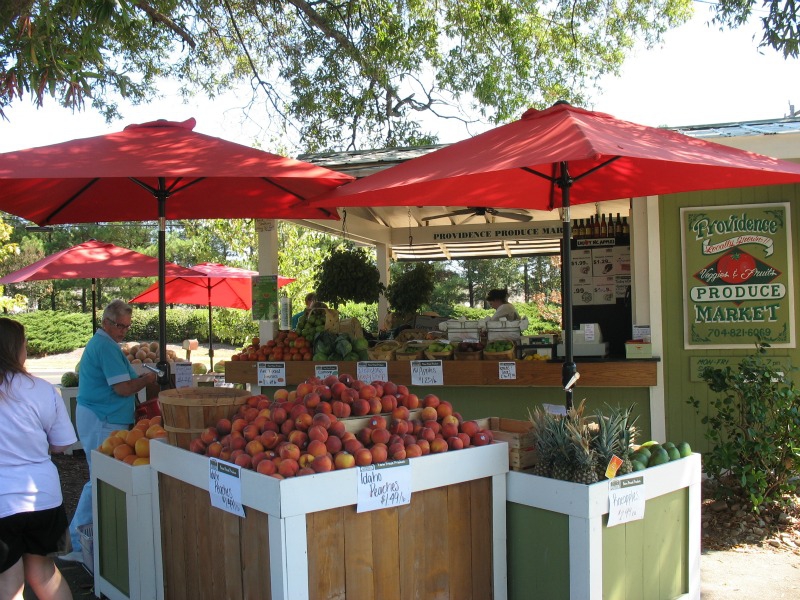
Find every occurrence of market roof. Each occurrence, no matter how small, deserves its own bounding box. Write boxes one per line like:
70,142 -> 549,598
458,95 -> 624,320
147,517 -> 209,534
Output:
295,115 -> 800,260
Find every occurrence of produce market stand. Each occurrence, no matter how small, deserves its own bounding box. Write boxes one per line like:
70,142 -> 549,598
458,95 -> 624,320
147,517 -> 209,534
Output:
224,358 -> 659,387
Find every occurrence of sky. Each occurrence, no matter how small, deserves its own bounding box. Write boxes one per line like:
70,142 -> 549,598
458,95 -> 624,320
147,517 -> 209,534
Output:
0,5 -> 797,154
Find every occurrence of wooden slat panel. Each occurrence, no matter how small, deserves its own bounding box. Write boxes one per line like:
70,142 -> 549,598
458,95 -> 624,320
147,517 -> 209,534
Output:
469,478 -> 493,599
446,481 -> 473,600
207,493 -> 228,599
343,505 -> 374,600
307,507 -> 346,599
371,505 -> 401,600
97,480 -> 129,595
225,359 -> 658,387
221,508 -> 244,599
182,482 -> 202,600
241,508 -> 271,600
398,497 -> 424,600
159,474 -> 187,600
422,486 -> 449,599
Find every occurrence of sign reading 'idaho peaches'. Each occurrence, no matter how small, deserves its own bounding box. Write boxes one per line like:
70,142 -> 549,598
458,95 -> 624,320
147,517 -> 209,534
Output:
680,203 -> 795,349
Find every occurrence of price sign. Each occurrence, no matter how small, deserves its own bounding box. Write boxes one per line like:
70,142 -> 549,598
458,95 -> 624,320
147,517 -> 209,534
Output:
257,362 -> 286,386
410,360 -> 443,385
315,364 -> 339,379
543,403 -> 567,416
208,459 -> 246,518
357,460 -> 412,513
173,362 -> 193,388
498,361 -> 517,380
607,475 -> 645,527
357,361 -> 388,383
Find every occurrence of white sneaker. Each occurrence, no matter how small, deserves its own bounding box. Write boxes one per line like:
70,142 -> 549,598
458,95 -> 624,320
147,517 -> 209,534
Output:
58,551 -> 84,563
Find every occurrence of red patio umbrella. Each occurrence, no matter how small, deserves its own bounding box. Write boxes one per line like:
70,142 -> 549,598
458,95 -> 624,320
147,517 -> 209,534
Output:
309,102 -> 800,406
0,118 -> 352,383
0,240 -> 201,333
129,263 -> 296,369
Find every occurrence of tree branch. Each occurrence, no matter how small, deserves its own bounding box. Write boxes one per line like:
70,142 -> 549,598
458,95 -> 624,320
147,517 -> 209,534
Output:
133,1 -> 196,49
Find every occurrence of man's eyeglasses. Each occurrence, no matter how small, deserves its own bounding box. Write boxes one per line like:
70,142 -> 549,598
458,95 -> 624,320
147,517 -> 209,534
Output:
107,318 -> 131,331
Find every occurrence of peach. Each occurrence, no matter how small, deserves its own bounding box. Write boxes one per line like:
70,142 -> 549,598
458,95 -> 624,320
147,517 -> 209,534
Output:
457,432 -> 472,448
316,401 -> 332,415
383,381 -> 398,396
370,443 -> 388,464
405,443 -> 422,458
280,418 -> 295,436
297,467 -> 316,477
332,400 -> 351,418
298,453 -> 315,469
420,406 -> 438,422
311,454 -> 334,473
423,420 -> 441,434
307,439 -> 328,457
256,459 -> 277,476
418,427 -> 436,443
243,424 -> 260,441
460,420 -> 480,437
132,457 -> 150,466
471,431 -> 491,446
294,412 -> 313,432
287,390 -> 297,403
368,398 -> 382,415
145,424 -> 167,439
296,382 -> 314,398
278,458 -> 300,477
430,438 -> 449,453
329,421 -> 347,438
287,430 -> 308,450
123,454 -> 138,465
325,435 -> 343,454
230,436 -> 247,451
125,428 -> 145,446
344,438 -> 364,454
290,402 -> 309,421
352,398 -> 370,416
447,436 -> 464,450
231,418 -> 247,434
279,443 -> 301,461
441,422 -> 459,439
257,398 -> 271,411
334,451 -> 356,470
330,382 -> 347,400
392,406 -> 410,421
245,439 -> 265,456
243,407 -> 259,422
307,424 -> 328,443
380,395 -> 397,413
246,395 -> 260,408
253,415 -> 270,432
436,401 -> 453,419
312,412 -> 332,430
357,427 -> 374,446
234,453 -> 253,469
441,414 -> 459,428
272,388 -> 289,402
113,443 -> 135,461
271,405 -> 288,425
389,419 -> 409,436
206,441 -> 223,458
402,434 -> 417,447
343,388 -> 360,404
389,442 -> 406,460
323,375 -> 339,388
423,394 -> 440,408
354,447 -> 373,467
359,384 -> 377,400
396,384 -> 409,397
189,438 -> 207,454
371,428 -> 391,445
260,430 -> 280,450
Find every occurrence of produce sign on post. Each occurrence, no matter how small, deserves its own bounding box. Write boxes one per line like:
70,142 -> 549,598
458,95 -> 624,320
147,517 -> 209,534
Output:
357,361 -> 388,383
173,362 -> 193,388
257,362 -> 286,386
251,275 -> 279,321
208,459 -> 245,518
607,475 -> 645,527
410,360 -> 443,385
681,203 -> 795,349
357,460 -> 412,512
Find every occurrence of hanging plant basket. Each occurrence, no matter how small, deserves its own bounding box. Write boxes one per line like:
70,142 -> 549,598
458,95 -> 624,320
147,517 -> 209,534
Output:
315,244 -> 384,308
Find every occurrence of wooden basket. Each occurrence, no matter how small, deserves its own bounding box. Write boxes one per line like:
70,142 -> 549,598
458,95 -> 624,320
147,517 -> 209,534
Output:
158,387 -> 251,449
483,340 -> 516,361
394,328 -> 429,343
424,347 -> 454,360
368,340 -> 401,360
454,349 -> 483,361
395,341 -> 430,361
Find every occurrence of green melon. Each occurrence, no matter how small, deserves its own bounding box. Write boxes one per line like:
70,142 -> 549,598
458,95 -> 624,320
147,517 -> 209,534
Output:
634,446 -> 652,461
631,460 -> 647,472
648,447 -> 670,467
666,446 -> 681,461
60,371 -> 79,388
676,441 -> 692,458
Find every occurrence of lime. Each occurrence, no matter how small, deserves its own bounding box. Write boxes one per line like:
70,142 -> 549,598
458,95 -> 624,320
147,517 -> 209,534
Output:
666,446 -> 681,461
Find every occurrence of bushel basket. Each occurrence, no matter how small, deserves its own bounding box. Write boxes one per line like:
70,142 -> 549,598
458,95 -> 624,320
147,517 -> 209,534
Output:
159,387 -> 251,449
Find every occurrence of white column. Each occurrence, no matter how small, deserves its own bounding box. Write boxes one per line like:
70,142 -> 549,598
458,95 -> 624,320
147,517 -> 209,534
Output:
256,219 -> 280,342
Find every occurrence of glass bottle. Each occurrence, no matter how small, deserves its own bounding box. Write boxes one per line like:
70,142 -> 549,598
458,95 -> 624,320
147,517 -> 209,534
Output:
615,212 -> 623,237
592,215 -> 601,238
600,213 -> 608,238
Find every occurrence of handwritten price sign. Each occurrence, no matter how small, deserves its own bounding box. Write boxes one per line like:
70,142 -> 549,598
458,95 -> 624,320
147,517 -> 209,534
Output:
357,361 -> 388,383
257,362 -> 286,386
357,460 -> 412,512
607,475 -> 645,527
208,459 -> 246,518
498,361 -> 517,380
410,360 -> 443,385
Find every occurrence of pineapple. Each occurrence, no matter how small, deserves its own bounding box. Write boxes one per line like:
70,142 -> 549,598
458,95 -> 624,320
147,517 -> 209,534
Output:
591,404 -> 639,480
528,405 -> 558,477
565,417 -> 598,484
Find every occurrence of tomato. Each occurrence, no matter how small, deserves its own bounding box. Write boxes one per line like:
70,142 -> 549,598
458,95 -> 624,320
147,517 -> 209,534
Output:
717,249 -> 756,284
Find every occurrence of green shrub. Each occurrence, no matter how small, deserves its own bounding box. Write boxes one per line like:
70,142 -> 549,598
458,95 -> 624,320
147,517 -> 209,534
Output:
689,343 -> 800,513
12,311 -> 93,356
336,302 -> 379,332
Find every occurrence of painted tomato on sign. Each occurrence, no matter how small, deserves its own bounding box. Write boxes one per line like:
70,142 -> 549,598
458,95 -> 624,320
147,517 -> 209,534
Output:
716,249 -> 756,284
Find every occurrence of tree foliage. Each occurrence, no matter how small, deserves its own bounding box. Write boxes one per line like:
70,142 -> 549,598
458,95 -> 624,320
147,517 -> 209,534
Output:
712,0 -> 800,58
2,0 -> 701,149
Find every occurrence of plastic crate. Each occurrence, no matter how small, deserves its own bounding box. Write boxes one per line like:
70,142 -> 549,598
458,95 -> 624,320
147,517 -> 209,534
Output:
78,523 -> 93,574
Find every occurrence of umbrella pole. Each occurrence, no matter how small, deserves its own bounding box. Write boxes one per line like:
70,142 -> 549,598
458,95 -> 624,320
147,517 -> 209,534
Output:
207,283 -> 215,372
156,183 -> 171,387
91,278 -> 97,334
558,162 -> 577,410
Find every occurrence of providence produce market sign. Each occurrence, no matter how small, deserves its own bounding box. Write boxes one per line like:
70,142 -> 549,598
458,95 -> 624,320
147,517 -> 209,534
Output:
681,203 -> 795,349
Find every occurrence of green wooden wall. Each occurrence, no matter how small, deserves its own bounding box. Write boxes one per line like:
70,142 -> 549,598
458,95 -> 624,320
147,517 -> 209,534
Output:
97,480 -> 130,596
657,185 -> 800,452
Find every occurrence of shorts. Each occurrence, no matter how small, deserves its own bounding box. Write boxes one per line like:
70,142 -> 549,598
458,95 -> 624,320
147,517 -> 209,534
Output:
0,505 -> 69,573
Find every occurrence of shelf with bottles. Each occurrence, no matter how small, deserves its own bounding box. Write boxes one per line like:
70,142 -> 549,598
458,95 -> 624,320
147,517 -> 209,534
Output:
569,211 -> 629,249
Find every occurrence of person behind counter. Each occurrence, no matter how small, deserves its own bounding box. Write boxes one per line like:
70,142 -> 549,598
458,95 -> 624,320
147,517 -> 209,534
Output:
291,293 -> 329,330
0,318 -> 76,600
61,300 -> 157,564
486,289 -> 521,321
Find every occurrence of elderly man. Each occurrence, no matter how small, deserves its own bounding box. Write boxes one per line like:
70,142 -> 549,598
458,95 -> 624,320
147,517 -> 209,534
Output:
61,300 -> 157,563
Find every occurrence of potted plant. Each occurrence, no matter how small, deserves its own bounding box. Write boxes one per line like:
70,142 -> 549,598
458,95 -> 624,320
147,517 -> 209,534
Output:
315,244 -> 384,308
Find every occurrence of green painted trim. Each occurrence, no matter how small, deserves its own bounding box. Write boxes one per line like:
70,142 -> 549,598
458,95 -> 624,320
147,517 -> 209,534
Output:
97,480 -> 130,596
507,502 -> 570,600
602,488 -> 689,599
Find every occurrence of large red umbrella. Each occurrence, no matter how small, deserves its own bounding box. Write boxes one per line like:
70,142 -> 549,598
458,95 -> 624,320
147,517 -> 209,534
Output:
0,240 -> 200,333
128,263 -> 296,369
0,118 -> 352,382
309,102 -> 800,406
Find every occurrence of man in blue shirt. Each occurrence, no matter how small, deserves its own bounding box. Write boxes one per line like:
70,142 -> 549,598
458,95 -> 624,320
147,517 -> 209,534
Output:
61,300 -> 157,562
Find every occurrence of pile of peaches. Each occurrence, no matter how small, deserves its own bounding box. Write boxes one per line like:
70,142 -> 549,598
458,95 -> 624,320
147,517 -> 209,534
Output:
97,417 -> 168,466
187,375 -> 494,478
229,332 -> 313,362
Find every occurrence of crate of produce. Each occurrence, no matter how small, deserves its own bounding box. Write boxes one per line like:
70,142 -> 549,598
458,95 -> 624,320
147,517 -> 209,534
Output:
394,328 -> 430,343
476,417 -> 536,471
395,340 -> 431,360
482,339 -> 516,361
453,340 -> 484,361
367,340 -> 401,360
440,319 -> 485,343
486,319 -> 528,342
424,341 -> 454,360
158,387 -> 251,449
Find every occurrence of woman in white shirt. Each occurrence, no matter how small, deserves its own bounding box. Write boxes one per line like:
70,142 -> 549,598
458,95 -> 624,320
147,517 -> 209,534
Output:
0,318 -> 76,600
486,289 -> 520,321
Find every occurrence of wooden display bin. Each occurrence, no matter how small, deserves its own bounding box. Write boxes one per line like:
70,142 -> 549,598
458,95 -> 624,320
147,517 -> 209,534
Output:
505,454 -> 701,600
149,437 -> 510,599
91,451 -> 158,600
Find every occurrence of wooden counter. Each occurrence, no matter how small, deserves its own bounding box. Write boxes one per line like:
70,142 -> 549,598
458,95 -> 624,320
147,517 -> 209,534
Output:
224,358 -> 658,387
